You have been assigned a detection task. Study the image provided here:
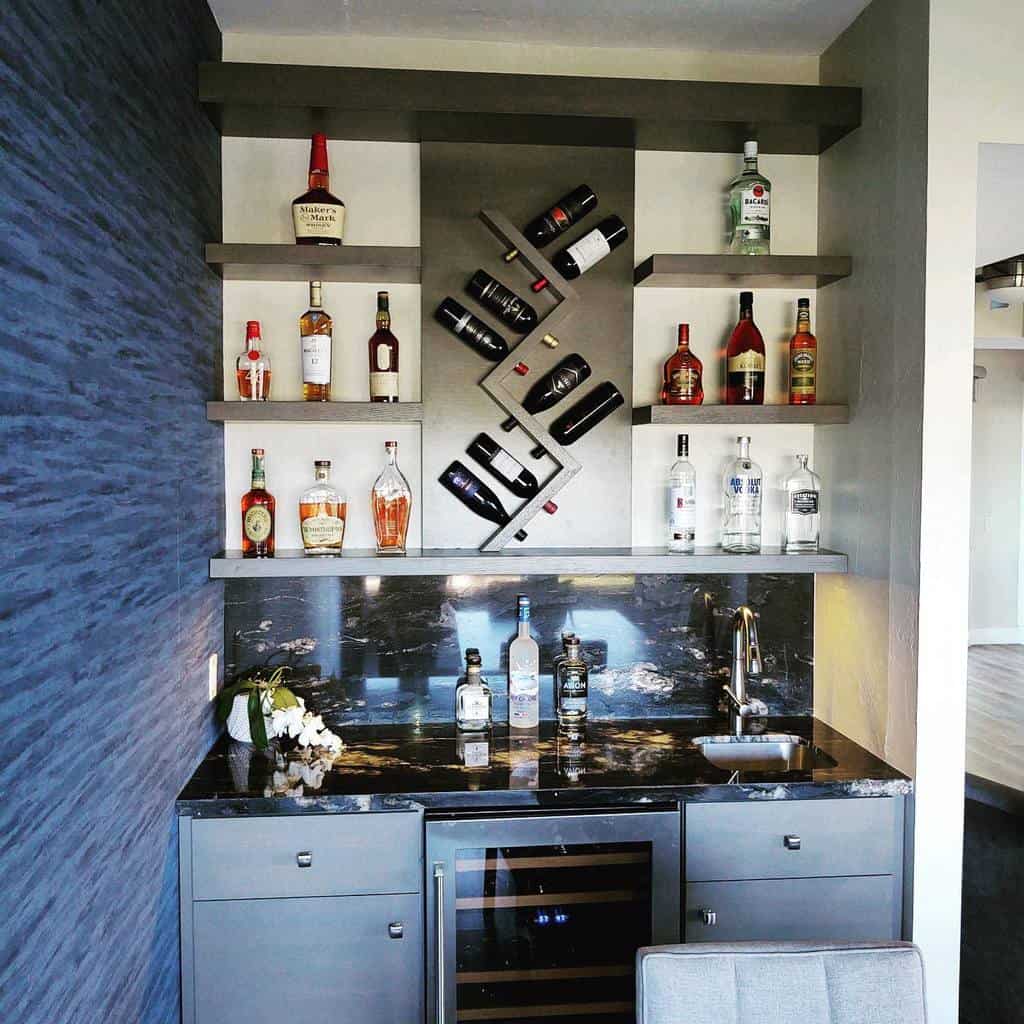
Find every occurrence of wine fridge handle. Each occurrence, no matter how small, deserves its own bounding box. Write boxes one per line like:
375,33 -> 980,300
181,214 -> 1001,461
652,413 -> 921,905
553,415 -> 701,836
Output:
434,863 -> 446,1024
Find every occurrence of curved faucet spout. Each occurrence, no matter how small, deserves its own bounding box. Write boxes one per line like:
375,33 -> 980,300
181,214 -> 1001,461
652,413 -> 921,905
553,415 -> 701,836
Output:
725,605 -> 763,715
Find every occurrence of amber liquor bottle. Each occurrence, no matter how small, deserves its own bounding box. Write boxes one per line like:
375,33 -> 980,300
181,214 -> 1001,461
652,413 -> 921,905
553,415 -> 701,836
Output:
661,323 -> 704,405
292,133 -> 345,245
235,320 -> 271,400
300,281 -> 332,401
725,291 -> 766,405
369,291 -> 400,402
788,298 -> 817,405
241,448 -> 275,558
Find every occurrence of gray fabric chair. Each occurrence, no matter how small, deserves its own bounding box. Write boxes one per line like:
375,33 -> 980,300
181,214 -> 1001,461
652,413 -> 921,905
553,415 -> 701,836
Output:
636,941 -> 926,1024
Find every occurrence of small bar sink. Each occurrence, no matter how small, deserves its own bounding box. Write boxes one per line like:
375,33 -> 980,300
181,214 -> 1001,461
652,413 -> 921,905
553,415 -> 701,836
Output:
693,734 -> 838,772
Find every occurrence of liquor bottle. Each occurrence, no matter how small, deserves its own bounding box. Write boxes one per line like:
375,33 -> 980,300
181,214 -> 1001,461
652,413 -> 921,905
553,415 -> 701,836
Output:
299,460 -> 346,555
369,291 -> 400,402
555,634 -> 588,729
236,320 -> 271,400
241,448 -> 275,557
728,141 -> 771,255
435,298 -> 510,362
788,298 -> 817,405
292,133 -> 345,245
300,281 -> 332,402
668,434 -> 697,554
783,454 -> 822,553
500,353 -> 591,432
722,436 -> 763,554
504,184 -> 599,261
466,270 -> 538,334
661,323 -> 704,405
725,291 -> 766,405
439,461 -> 528,542
371,441 -> 412,554
556,727 -> 586,783
508,595 -> 540,729
533,215 -> 629,291
455,648 -> 493,732
531,381 -> 624,458
467,433 -> 541,500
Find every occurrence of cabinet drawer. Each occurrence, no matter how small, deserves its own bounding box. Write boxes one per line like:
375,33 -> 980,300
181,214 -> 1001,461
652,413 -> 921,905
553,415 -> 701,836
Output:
191,812 -> 422,900
685,875 -> 899,942
686,798 -> 900,881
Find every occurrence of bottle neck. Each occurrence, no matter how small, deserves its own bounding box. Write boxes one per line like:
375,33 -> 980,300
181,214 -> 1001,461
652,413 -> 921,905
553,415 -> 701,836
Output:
376,310 -> 391,330
315,467 -> 330,483
251,455 -> 266,489
738,440 -> 751,461
385,446 -> 398,467
309,284 -> 322,310
246,336 -> 260,354
466,666 -> 482,685
739,305 -> 753,322
795,309 -> 811,333
308,168 -> 329,190
744,155 -> 759,173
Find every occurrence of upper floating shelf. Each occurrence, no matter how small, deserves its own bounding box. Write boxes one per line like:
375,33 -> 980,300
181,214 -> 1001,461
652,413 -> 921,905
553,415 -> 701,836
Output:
633,404 -> 849,426
209,547 -> 848,579
634,254 -> 852,288
205,243 -> 421,283
199,62 -> 861,155
207,401 -> 423,423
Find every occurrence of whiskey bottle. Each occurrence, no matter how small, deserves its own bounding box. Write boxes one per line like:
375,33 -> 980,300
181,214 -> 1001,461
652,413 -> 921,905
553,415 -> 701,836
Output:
466,270 -> 538,333
504,184 -> 598,262
466,433 -> 541,500
531,381 -> 624,457
783,454 -> 821,552
368,291 -> 400,402
439,461 -> 528,542
500,353 -> 591,432
455,648 -> 493,733
722,436 -> 762,554
300,281 -> 332,402
435,298 -> 510,362
555,634 -> 588,729
725,292 -> 766,405
668,434 -> 697,554
728,141 -> 771,255
533,215 -> 628,291
241,448 -> 275,557
299,460 -> 346,555
371,441 -> 412,554
661,324 -> 704,405
292,133 -> 345,245
788,298 -> 817,405
236,320 -> 271,400
508,596 -> 540,729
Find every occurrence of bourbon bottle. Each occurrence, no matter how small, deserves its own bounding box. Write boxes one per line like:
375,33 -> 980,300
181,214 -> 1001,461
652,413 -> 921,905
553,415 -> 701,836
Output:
368,292 -> 400,402
241,449 -> 275,558
661,323 -> 704,405
292,133 -> 345,245
300,281 -> 332,402
788,298 -> 817,405
725,291 -> 765,405
371,441 -> 412,553
235,320 -> 271,400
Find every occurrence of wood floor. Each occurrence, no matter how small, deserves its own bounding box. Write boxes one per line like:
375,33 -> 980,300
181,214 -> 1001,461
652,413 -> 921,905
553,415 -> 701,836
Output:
967,645 -> 1024,792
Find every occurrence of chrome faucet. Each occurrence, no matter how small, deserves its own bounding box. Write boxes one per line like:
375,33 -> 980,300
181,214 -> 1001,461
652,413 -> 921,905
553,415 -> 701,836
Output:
721,605 -> 768,720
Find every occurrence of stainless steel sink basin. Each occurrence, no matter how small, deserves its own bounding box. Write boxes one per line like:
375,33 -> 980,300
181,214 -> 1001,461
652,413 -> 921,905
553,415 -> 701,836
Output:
693,734 -> 838,772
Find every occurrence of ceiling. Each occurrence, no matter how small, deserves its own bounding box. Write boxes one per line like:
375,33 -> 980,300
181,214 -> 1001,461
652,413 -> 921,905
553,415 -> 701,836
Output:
208,0 -> 872,56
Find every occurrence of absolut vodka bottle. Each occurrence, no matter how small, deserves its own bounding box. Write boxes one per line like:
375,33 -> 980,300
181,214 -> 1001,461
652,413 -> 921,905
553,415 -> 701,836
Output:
722,436 -> 762,553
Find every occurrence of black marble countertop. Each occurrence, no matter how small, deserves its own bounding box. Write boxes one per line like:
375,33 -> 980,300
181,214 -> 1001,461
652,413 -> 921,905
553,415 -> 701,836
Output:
177,717 -> 911,817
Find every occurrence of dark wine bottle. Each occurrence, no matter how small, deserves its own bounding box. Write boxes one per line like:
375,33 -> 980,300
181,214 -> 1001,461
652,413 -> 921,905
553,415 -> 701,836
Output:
500,353 -> 592,432
504,185 -> 598,261
467,433 -> 540,499
439,460 -> 528,542
532,215 -> 629,292
531,381 -> 624,458
465,270 -> 538,334
435,298 -> 509,362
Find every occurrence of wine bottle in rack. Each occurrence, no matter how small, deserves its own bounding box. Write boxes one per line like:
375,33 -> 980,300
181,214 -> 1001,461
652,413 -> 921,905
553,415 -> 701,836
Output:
530,381 -> 624,458
500,353 -> 592,432
532,215 -> 629,292
465,433 -> 537,499
465,270 -> 538,333
504,184 -> 598,262
435,298 -> 510,362
439,461 -> 528,542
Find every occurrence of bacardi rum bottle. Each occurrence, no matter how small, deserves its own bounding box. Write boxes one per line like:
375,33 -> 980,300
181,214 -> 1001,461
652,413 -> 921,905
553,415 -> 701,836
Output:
661,323 -> 704,405
508,596 -> 540,729
725,292 -> 766,405
722,436 -> 762,554
241,448 -> 275,557
368,292 -> 400,402
292,133 -> 345,245
788,298 -> 817,405
728,141 -> 771,255
300,281 -> 332,402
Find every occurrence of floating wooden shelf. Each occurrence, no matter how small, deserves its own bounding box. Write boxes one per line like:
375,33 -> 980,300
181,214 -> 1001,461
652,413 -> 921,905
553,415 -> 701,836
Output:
632,404 -> 849,426
199,62 -> 861,155
634,254 -> 852,288
207,401 -> 423,423
205,243 -> 421,283
209,547 -> 849,579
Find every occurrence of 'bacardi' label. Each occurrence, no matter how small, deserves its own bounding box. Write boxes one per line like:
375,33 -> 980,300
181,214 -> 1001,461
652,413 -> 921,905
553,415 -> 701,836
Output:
739,184 -> 770,226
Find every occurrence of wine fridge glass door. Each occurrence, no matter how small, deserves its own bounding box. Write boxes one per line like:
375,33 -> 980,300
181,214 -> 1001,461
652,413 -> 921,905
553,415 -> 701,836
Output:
426,810 -> 680,1024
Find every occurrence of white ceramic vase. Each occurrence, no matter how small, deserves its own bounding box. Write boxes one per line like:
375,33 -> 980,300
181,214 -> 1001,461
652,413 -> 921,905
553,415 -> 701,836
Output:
225,692 -> 274,745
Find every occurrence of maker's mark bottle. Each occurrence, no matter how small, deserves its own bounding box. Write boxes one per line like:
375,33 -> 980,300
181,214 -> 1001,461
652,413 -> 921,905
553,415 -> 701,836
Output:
292,133 -> 345,245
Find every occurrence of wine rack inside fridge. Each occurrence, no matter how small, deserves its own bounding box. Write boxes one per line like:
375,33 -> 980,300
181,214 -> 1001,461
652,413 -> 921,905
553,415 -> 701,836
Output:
427,810 -> 680,1024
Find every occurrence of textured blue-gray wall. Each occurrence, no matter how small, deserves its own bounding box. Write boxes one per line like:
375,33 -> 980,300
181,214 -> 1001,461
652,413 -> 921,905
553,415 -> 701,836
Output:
0,2 -> 222,1022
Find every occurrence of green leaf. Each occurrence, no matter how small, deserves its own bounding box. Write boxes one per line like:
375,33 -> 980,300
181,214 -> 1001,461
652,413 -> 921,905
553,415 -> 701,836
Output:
272,686 -> 299,710
215,680 -> 256,723
248,688 -> 268,749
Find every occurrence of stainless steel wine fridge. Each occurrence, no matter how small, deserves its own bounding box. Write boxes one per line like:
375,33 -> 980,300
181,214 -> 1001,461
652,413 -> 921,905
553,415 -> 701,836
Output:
426,809 -> 681,1024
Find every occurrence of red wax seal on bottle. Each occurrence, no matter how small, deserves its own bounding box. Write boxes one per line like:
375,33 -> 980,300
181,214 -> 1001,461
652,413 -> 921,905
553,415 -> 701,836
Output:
513,362 -> 529,376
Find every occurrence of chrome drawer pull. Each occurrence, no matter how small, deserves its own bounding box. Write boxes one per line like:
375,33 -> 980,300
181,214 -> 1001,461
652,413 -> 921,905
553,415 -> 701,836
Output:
700,908 -> 717,927
784,834 -> 801,851
296,850 -> 313,868
388,922 -> 404,939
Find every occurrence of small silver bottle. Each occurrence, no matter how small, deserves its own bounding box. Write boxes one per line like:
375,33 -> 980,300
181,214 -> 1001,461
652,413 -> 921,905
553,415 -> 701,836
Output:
455,648 -> 493,732
783,454 -> 822,552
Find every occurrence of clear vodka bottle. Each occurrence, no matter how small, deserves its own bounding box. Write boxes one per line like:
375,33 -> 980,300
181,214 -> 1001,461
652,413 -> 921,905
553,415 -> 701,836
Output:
783,454 -> 822,552
668,433 -> 697,553
722,435 -> 763,553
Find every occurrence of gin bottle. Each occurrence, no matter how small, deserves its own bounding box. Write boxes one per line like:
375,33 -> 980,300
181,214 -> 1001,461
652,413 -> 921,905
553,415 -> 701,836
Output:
668,433 -> 697,553
455,648 -> 493,732
722,436 -> 762,553
555,635 -> 589,728
508,595 -> 540,729
783,454 -> 822,552
728,141 -> 771,255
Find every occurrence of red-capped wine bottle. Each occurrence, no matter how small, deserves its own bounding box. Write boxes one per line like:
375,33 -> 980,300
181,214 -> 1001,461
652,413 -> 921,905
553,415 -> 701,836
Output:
532,215 -> 629,291
531,381 -> 624,458
504,184 -> 598,261
725,290 -> 766,405
439,461 -> 527,542
500,353 -> 592,432
466,270 -> 538,334
435,298 -> 510,361
467,433 -> 541,500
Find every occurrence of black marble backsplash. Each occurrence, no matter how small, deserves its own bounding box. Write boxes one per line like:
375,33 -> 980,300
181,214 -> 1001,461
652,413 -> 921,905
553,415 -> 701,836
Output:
225,573 -> 813,725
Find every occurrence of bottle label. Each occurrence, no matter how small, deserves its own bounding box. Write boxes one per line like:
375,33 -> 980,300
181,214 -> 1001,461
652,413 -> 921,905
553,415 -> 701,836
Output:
727,351 -> 765,374
565,230 -> 611,274
461,689 -> 490,723
301,333 -> 332,385
293,202 -> 345,239
727,477 -> 762,516
668,367 -> 701,399
451,468 -> 479,497
790,490 -> 819,515
549,205 -> 571,230
669,485 -> 696,541
370,370 -> 399,399
739,185 -> 770,226
790,349 -> 816,396
374,342 -> 392,371
460,738 -> 490,767
243,506 -> 273,543
559,669 -> 588,713
301,512 -> 344,548
490,449 -> 524,480
509,671 -> 539,726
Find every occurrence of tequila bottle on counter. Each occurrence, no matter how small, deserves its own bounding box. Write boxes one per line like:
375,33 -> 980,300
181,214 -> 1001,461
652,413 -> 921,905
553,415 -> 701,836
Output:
508,595 -> 540,729
722,436 -> 762,553
371,441 -> 412,554
668,433 -> 697,553
236,320 -> 271,400
783,454 -> 822,552
455,648 -> 493,733
728,141 -> 771,255
555,635 -> 589,729
299,459 -> 346,555
300,281 -> 332,401
241,448 -> 275,557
